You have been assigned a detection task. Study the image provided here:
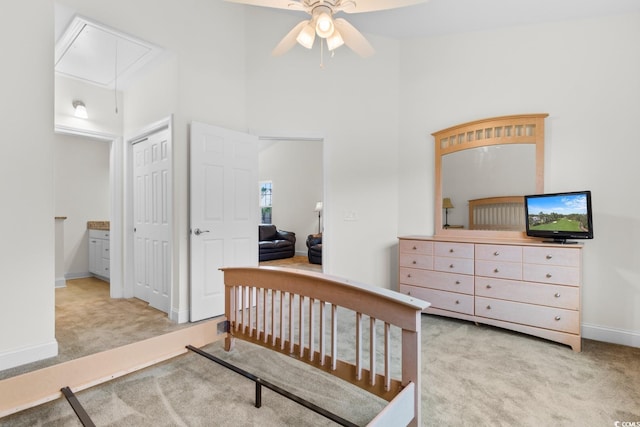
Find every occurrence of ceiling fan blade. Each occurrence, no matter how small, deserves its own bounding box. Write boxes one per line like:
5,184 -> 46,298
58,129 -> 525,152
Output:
224,0 -> 304,11
272,20 -> 310,56
338,0 -> 427,14
333,18 -> 375,58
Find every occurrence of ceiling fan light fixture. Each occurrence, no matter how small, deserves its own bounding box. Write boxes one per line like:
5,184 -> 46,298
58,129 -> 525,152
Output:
326,30 -> 344,51
315,12 -> 334,38
296,23 -> 316,49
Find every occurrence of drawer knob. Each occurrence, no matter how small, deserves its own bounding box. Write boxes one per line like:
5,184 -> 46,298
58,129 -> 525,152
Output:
407,291 -> 411,295
449,264 -> 454,269
486,284 -> 492,289
554,292 -> 561,298
455,280 -> 460,285
546,254 -> 553,260
412,260 -> 417,264
493,251 -> 500,256
494,268 -> 499,273
486,305 -> 491,310
412,246 -> 417,250
407,274 -> 412,278
455,300 -> 460,305
555,316 -> 561,321
546,273 -> 553,278
449,248 -> 454,253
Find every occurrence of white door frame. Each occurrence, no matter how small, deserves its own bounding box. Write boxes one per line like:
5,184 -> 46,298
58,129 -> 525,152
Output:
54,125 -> 124,298
123,116 -> 174,311
256,130 -> 328,273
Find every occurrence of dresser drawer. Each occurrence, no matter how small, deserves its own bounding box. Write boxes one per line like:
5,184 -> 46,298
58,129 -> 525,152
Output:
399,253 -> 433,270
400,285 -> 474,315
523,246 -> 580,267
434,256 -> 474,275
475,297 -> 579,334
523,264 -> 580,286
399,268 -> 474,294
434,242 -> 474,259
475,277 -> 579,310
475,244 -> 522,262
399,239 -> 433,255
475,260 -> 522,280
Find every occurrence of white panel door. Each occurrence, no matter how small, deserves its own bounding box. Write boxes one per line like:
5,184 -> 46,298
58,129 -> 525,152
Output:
190,122 -> 258,321
133,128 -> 171,313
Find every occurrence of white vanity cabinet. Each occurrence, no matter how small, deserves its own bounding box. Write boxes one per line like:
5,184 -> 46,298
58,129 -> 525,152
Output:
399,236 -> 583,351
89,229 -> 110,280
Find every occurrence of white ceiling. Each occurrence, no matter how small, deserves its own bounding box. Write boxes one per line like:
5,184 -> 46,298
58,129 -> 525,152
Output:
54,0 -> 640,89
55,14 -> 163,89
342,0 -> 640,39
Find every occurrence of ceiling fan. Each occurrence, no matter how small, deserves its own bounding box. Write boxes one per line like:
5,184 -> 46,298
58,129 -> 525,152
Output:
225,0 -> 427,58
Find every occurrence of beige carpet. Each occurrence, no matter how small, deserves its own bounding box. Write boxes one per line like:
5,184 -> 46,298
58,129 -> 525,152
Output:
2,275 -> 640,426
0,277 -> 194,381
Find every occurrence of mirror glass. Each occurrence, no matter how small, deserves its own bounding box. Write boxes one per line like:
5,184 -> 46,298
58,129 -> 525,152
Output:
442,144 -> 536,229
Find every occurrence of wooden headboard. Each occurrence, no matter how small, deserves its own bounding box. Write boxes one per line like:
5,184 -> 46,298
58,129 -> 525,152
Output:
468,195 -> 525,231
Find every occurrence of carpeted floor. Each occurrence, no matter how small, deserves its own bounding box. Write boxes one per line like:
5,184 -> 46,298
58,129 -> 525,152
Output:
1,268 -> 640,426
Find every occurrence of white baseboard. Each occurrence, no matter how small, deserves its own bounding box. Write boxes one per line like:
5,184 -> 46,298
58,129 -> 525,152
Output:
582,323 -> 640,348
0,339 -> 58,371
55,277 -> 66,288
171,307 -> 190,324
64,272 -> 91,280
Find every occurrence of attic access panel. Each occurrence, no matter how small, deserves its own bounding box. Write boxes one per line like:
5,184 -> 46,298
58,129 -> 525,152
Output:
55,16 -> 163,88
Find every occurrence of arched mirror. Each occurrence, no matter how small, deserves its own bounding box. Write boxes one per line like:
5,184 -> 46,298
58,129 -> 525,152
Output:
433,114 -> 548,239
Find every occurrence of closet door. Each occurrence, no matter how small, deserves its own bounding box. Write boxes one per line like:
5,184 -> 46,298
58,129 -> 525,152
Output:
132,127 -> 171,313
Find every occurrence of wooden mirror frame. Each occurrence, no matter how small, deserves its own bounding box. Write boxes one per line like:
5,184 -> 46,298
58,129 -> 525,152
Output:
433,113 -> 548,239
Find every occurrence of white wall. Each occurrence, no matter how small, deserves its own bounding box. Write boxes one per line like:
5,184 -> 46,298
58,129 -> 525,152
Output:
57,0 -> 249,322
0,1 -> 57,370
398,14 -> 640,346
258,140 -> 323,254
54,133 -> 111,277
55,76 -> 123,137
245,9 -> 401,288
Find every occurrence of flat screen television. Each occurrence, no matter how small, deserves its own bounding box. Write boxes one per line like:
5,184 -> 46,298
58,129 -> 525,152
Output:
524,190 -> 593,243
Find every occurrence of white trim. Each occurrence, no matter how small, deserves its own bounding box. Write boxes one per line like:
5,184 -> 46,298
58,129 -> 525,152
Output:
54,125 -> 117,142
582,323 -> 640,348
0,340 -> 58,372
55,278 -> 66,288
64,272 -> 91,280
171,307 -> 189,324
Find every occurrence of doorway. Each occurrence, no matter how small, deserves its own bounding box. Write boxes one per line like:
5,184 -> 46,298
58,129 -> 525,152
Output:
258,136 -> 325,270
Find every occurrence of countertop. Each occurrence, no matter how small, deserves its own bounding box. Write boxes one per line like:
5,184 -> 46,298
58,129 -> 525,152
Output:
87,221 -> 110,230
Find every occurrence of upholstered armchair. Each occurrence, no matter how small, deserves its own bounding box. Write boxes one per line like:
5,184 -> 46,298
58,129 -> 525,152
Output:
306,233 -> 322,265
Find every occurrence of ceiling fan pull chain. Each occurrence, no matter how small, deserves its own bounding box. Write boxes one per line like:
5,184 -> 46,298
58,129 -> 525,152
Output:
114,39 -> 119,114
320,37 -> 324,68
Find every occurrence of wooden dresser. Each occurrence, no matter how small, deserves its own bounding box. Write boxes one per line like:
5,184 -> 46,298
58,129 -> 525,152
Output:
398,236 -> 583,351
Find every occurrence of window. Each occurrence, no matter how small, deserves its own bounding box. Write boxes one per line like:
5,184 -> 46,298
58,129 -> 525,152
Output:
259,181 -> 272,224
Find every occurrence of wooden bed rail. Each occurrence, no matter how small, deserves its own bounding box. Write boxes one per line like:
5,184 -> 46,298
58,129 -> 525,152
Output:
221,267 -> 430,427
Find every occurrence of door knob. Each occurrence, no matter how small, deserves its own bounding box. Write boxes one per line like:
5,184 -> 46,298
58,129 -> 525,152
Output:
193,228 -> 210,236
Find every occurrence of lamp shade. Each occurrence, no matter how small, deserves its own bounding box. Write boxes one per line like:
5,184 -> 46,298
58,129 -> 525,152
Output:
72,100 -> 88,119
315,12 -> 334,38
315,201 -> 323,212
442,198 -> 454,209
326,29 -> 344,51
296,23 -> 316,49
